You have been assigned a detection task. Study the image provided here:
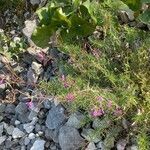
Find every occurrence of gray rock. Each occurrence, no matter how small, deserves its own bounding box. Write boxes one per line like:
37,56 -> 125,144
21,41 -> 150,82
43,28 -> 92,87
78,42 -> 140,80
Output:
5,139 -> 13,149
0,116 -> 3,122
45,105 -> 66,129
21,146 -> 26,150
27,67 -> 37,84
81,128 -> 100,143
126,145 -> 138,150
0,123 -> 3,136
96,141 -> 105,149
12,128 -> 25,139
5,104 -> 15,114
18,112 -> 30,123
27,142 -> 33,150
0,136 -> 6,145
35,124 -> 41,132
15,102 -> 28,114
45,128 -> 59,143
58,126 -> 85,150
28,110 -> 38,121
31,62 -> 43,75
4,124 -> 14,135
85,142 -> 97,150
0,103 -> 6,113
22,20 -> 37,39
117,139 -> 127,150
24,137 -> 30,145
18,92 -> 30,102
66,112 -> 85,129
43,99 -> 51,109
30,0 -> 40,5
23,123 -> 34,133
30,139 -> 46,150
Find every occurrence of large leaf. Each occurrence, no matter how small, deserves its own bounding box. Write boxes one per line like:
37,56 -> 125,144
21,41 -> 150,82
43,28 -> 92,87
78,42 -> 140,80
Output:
51,8 -> 71,28
141,0 -> 150,3
139,9 -> 150,24
31,25 -> 55,48
36,6 -> 56,26
81,0 -> 97,23
68,15 -> 96,37
121,0 -> 141,11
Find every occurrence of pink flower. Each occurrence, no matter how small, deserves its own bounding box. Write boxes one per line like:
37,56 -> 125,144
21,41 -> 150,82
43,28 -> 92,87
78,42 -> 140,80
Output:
37,52 -> 45,62
97,96 -> 103,101
114,107 -> 123,116
61,74 -> 66,81
91,108 -> 104,117
63,82 -> 69,88
0,78 -> 4,85
107,100 -> 112,108
66,93 -> 75,102
26,101 -> 34,109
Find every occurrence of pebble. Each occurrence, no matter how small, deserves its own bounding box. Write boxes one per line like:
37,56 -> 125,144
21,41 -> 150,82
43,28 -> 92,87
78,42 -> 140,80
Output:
5,104 -> 15,114
85,142 -> 97,150
15,102 -> 28,114
0,136 -> 6,145
28,133 -> 36,139
12,128 -> 25,139
59,125 -> 85,150
15,120 -> 21,125
0,123 -> 4,136
66,112 -> 85,129
30,139 -> 46,150
0,103 -> 6,113
24,137 -> 30,145
45,104 -> 66,130
23,123 -> 34,133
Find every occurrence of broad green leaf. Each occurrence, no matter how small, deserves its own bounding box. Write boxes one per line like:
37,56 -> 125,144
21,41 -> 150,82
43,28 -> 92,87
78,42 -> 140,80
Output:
31,25 -> 55,48
81,0 -> 97,23
141,0 -> 150,3
51,8 -> 71,28
36,5 -> 58,26
121,0 -> 141,11
68,15 -> 96,37
139,9 -> 150,24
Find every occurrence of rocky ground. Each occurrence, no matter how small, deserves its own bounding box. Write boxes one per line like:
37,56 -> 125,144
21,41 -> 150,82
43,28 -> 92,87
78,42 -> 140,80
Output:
0,0 -> 141,150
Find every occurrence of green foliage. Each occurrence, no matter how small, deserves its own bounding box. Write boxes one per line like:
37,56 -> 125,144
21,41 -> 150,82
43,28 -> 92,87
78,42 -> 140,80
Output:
0,31 -> 26,58
0,0 -> 24,13
38,1 -> 150,148
139,9 -> 150,24
31,0 -> 97,48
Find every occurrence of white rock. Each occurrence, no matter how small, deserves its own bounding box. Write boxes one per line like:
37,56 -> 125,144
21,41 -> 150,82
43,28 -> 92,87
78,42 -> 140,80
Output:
85,142 -> 97,150
23,123 -> 34,134
15,120 -> 21,125
31,62 -> 43,75
22,20 -> 37,39
30,0 -> 40,5
0,136 -> 6,145
28,133 -> 35,139
30,139 -> 46,150
12,128 -> 25,139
